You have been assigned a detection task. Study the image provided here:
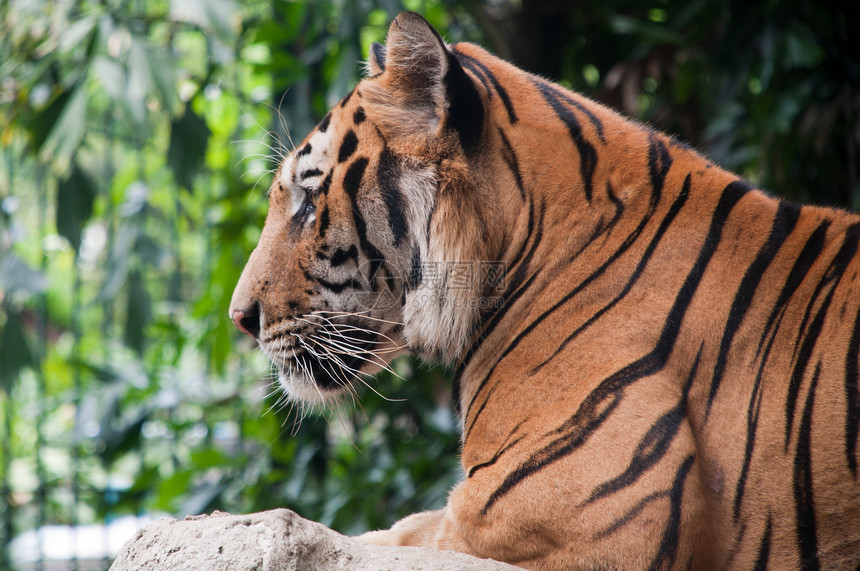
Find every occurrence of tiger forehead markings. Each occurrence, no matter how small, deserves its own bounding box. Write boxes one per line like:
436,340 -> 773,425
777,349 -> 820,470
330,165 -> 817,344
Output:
231,11 -> 860,570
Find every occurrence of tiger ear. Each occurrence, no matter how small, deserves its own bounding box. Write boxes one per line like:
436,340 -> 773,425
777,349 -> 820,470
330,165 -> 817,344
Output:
385,13 -> 447,88
368,42 -> 386,75
370,12 -> 483,147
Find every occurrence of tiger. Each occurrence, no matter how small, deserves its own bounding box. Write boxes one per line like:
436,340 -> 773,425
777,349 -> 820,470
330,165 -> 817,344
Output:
229,11 -> 860,570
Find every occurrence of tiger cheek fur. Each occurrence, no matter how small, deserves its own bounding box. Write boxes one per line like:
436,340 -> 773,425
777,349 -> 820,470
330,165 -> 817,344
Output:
232,11 -> 860,571
229,92 -> 419,405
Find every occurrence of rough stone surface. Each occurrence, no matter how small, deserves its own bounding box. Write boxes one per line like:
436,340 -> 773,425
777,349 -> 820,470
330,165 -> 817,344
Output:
110,509 -> 522,570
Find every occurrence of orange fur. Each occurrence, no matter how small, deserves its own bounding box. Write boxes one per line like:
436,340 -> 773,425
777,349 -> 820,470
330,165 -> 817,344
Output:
231,12 -> 860,569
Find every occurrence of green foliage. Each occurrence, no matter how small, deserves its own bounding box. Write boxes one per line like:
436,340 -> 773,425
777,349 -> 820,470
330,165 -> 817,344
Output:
480,1 -> 857,206
56,163 -> 96,253
0,2 -> 467,566
0,0 -> 856,567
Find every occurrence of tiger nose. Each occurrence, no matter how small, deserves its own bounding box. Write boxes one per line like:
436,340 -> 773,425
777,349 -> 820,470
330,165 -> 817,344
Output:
231,303 -> 261,339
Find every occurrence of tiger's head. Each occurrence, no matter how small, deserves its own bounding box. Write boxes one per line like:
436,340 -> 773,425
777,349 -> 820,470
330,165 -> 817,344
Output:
230,13 -> 505,405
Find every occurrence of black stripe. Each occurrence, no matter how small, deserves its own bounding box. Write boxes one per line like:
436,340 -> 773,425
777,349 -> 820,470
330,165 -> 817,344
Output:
338,130 -> 358,163
343,157 -> 367,198
454,52 -> 517,124
353,107 -> 365,124
785,224 -> 860,450
479,134 -> 669,379
457,194 -> 545,377
378,148 -> 409,247
457,201 -> 544,418
755,219 -> 830,357
317,200 -> 330,239
532,79 -> 605,143
407,246 -> 422,291
531,174 -> 691,374
297,143 -> 312,157
319,112 -> 332,133
703,200 -> 800,421
788,223 -> 859,359
304,269 -> 362,293
594,488 -> 668,540
561,181 -> 626,264
329,245 -> 358,267
734,326 -> 773,521
497,194 -> 536,288
458,57 -> 492,95
648,135 -> 673,194
498,127 -> 526,202
753,516 -> 773,571
533,80 -> 598,202
318,171 -> 333,195
480,180 -> 746,514
458,273 -> 540,421
583,345 -> 700,505
465,137 -> 671,432
599,180 -> 625,239
649,455 -> 696,571
300,168 -> 323,180
444,49 -> 484,150
846,303 -> 860,477
343,157 -> 387,289
454,194 -> 537,407
501,200 -> 545,301
339,87 -> 355,108
467,419 -> 528,478
793,363 -> 821,570
736,221 -> 830,520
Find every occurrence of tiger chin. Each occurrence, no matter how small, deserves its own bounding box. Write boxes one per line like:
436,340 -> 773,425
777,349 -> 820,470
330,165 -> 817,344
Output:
230,11 -> 860,570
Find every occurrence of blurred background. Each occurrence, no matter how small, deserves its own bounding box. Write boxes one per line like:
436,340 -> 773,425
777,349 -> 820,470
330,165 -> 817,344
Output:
0,0 -> 856,568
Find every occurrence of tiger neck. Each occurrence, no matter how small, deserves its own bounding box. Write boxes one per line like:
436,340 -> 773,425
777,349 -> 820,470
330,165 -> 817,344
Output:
449,123 -> 749,433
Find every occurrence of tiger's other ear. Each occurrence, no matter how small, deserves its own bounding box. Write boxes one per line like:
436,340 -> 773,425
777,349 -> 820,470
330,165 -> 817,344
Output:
368,12 -> 483,148
368,42 -> 386,75
384,12 -> 448,105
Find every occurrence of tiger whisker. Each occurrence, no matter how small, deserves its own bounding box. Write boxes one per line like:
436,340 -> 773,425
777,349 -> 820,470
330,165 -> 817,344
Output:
310,309 -> 405,328
307,340 -> 404,404
294,318 -> 399,347
307,334 -> 404,378
297,315 -> 406,349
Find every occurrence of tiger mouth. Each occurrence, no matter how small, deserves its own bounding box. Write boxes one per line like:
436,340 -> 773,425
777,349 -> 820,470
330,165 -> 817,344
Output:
294,344 -> 375,390
273,326 -> 382,395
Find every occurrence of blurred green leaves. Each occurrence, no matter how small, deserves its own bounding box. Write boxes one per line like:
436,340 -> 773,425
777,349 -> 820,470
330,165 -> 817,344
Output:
168,108 -> 211,190
0,255 -> 48,297
0,311 -> 34,393
0,2 -> 465,563
37,83 -> 88,169
56,163 -> 96,253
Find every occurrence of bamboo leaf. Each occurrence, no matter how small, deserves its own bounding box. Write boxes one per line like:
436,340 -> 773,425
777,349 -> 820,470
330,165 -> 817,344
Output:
168,106 -> 211,189
0,309 -> 34,393
128,35 -> 181,117
124,268 -> 152,355
97,223 -> 137,302
56,162 -> 97,252
58,14 -> 97,53
40,82 -> 88,170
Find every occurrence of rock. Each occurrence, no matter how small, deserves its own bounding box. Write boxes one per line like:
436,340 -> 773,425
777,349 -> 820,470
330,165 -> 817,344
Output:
110,509 -> 522,570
